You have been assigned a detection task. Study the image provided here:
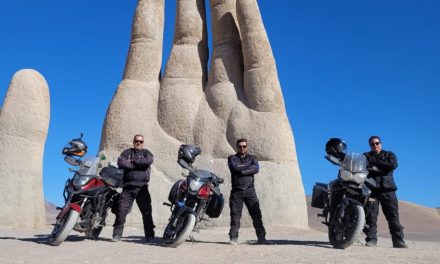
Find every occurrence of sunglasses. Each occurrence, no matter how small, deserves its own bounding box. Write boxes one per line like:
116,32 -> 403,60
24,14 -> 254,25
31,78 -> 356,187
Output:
238,145 -> 247,149
370,142 -> 381,146
134,140 -> 144,144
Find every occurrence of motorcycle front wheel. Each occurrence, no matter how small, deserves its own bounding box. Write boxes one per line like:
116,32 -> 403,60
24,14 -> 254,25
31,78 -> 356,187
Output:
328,203 -> 365,249
49,210 -> 80,246
162,213 -> 196,248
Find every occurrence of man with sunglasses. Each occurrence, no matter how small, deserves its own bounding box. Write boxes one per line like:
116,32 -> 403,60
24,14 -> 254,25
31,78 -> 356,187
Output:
363,136 -> 407,248
112,134 -> 155,243
227,138 -> 267,245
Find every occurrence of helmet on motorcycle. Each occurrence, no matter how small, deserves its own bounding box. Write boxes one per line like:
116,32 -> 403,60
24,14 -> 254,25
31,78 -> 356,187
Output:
178,144 -> 201,164
325,138 -> 347,160
62,138 -> 88,157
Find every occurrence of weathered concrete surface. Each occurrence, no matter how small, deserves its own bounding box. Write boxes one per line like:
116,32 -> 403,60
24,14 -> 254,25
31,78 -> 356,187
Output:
100,0 -> 307,229
0,69 -> 50,228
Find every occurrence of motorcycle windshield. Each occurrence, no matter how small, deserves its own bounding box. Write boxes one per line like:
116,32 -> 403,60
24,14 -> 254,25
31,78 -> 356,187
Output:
341,153 -> 367,173
77,156 -> 99,176
190,170 -> 213,182
188,170 -> 212,193
339,153 -> 368,184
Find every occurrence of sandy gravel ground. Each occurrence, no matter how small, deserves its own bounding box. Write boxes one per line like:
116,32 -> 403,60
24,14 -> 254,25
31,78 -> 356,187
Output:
1,225 -> 439,264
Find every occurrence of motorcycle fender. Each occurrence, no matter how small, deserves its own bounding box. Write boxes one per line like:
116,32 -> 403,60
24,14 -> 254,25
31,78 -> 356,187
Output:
172,206 -> 196,226
57,203 -> 82,220
337,198 -> 362,219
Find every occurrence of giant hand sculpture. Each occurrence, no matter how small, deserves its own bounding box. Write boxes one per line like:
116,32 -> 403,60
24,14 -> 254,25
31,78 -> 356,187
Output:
100,0 -> 307,228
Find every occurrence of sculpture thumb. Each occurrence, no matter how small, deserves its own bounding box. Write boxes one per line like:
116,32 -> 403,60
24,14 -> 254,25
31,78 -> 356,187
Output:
0,69 -> 50,229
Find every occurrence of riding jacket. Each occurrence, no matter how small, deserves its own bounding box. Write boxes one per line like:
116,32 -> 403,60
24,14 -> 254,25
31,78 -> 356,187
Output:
228,154 -> 260,190
118,148 -> 154,187
364,150 -> 398,191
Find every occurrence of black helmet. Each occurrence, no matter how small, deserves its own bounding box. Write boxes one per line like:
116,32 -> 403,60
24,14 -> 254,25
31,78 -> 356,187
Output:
62,138 -> 88,157
325,138 -> 347,160
178,144 -> 201,164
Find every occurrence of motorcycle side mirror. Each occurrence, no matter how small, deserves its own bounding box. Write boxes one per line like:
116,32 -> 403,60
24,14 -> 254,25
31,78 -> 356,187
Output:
64,155 -> 80,166
325,155 -> 342,166
178,158 -> 194,172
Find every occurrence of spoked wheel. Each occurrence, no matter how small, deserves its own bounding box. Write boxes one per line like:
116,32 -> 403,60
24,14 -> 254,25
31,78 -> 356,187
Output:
163,213 -> 196,248
49,210 -> 80,246
328,203 -> 365,249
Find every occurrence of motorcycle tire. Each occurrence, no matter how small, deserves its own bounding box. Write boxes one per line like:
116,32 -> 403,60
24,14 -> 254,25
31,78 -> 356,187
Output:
328,203 -> 365,249
162,213 -> 196,248
85,212 -> 108,240
49,210 -> 80,246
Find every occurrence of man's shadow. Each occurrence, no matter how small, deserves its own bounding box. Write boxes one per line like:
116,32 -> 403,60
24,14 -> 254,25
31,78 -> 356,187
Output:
122,235 -> 164,247
187,238 -> 332,248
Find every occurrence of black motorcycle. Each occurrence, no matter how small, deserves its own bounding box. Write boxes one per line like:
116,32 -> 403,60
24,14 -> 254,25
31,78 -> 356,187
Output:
162,145 -> 225,247
312,138 -> 376,249
49,135 -> 123,246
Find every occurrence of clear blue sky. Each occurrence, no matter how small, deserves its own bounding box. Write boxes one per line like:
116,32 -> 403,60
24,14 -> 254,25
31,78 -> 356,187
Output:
1,1 -> 439,208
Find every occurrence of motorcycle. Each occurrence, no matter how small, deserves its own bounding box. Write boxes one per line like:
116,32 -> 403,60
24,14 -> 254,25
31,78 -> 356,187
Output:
311,138 -> 376,249
49,134 -> 123,246
162,145 -> 225,247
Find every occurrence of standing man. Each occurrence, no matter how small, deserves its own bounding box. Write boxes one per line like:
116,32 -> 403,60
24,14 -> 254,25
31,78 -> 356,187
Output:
363,136 -> 407,248
112,134 -> 155,243
228,138 -> 267,245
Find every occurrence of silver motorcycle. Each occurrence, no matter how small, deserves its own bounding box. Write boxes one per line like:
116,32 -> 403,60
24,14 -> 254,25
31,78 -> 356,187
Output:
162,145 -> 224,247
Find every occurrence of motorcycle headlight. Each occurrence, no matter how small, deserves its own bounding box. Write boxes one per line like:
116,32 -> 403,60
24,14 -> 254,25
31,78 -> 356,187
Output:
189,179 -> 204,192
72,174 -> 93,189
340,170 -> 367,185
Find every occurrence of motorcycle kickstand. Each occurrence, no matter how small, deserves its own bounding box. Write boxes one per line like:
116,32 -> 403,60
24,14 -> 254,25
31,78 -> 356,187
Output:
189,235 -> 195,245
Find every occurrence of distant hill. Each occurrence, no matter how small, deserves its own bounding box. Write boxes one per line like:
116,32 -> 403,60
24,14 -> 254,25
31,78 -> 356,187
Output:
307,196 -> 440,242
45,200 -> 58,225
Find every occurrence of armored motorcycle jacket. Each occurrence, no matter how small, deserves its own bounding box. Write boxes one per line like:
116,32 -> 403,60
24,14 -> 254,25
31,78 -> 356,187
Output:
118,148 -> 154,187
364,150 -> 398,191
228,154 -> 260,190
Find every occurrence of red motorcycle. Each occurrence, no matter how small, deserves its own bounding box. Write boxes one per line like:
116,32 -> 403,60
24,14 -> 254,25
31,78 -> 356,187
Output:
163,145 -> 224,247
49,135 -> 123,246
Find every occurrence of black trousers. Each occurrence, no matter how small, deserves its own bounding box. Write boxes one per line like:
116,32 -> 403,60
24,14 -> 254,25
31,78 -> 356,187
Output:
113,185 -> 155,238
364,190 -> 404,243
229,187 -> 266,239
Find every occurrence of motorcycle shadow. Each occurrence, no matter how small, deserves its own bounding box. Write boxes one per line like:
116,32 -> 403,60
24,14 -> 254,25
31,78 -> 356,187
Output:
8,234 -> 85,245
13,234 -> 115,245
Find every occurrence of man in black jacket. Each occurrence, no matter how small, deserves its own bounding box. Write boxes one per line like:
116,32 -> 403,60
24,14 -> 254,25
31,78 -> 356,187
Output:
363,136 -> 407,248
112,134 -> 155,243
228,138 -> 267,245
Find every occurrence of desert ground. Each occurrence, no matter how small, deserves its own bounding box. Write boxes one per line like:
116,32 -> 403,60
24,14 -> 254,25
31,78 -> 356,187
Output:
1,198 -> 439,264
0,225 -> 439,264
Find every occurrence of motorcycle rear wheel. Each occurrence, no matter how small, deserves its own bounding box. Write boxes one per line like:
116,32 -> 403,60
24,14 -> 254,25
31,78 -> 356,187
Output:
85,212 -> 107,240
49,210 -> 80,246
328,203 -> 365,249
163,213 -> 196,248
